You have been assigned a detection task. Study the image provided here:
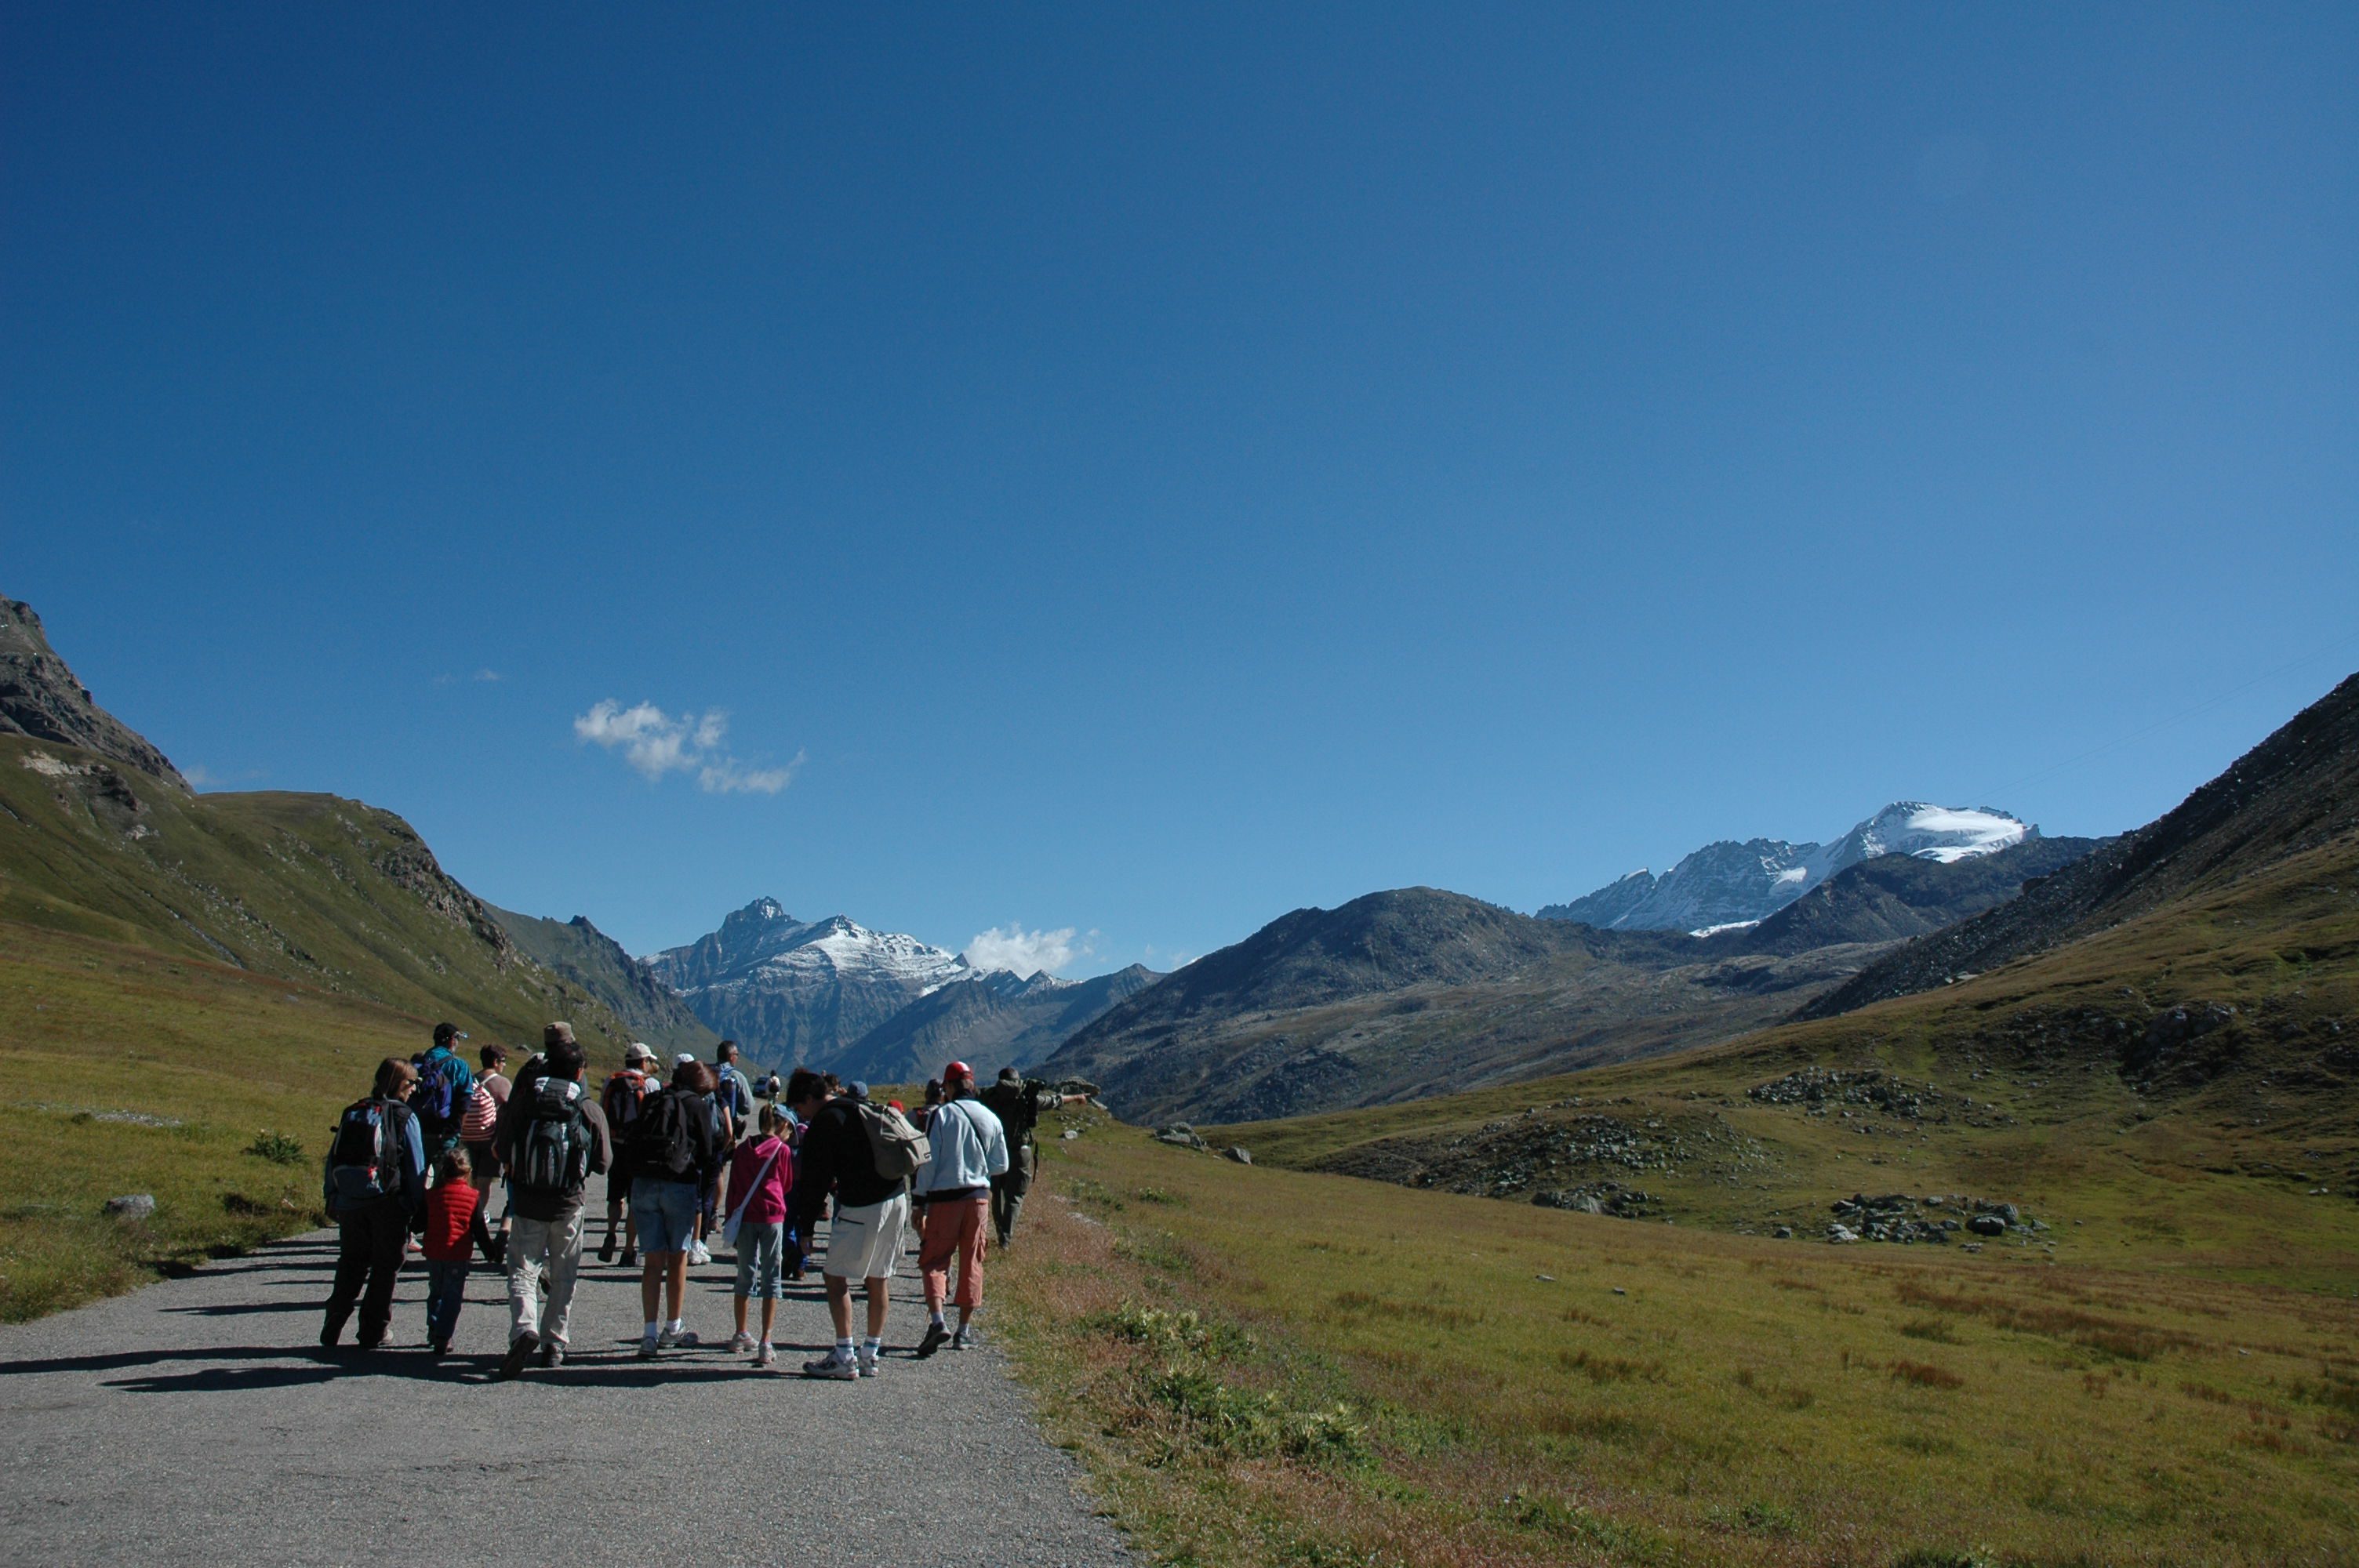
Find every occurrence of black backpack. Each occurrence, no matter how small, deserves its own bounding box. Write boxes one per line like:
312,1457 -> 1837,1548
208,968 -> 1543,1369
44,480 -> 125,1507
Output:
326,1097 -> 404,1203
631,1087 -> 700,1180
513,1076 -> 594,1196
983,1080 -> 1040,1148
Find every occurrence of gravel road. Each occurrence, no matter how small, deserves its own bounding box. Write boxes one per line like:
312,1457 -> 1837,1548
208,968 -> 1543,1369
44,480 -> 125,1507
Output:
0,1181 -> 1132,1566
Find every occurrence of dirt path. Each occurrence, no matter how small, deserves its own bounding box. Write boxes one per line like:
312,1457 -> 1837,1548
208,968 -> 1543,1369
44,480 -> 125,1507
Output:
0,1183 -> 1129,1566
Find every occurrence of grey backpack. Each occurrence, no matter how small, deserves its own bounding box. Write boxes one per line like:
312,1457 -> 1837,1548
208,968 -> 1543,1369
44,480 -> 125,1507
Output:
854,1101 -> 930,1182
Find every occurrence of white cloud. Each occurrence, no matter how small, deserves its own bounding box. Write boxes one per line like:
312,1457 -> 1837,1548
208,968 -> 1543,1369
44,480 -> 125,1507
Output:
964,923 -> 1088,978
700,749 -> 805,796
474,668 -> 502,683
573,699 -> 798,795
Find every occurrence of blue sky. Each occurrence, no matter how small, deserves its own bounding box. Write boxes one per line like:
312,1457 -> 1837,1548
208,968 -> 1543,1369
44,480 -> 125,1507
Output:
5,5 -> 2354,971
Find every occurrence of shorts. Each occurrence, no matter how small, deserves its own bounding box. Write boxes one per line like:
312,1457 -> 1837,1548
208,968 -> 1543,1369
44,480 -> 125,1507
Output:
733,1220 -> 785,1298
822,1194 -> 911,1282
629,1177 -> 700,1255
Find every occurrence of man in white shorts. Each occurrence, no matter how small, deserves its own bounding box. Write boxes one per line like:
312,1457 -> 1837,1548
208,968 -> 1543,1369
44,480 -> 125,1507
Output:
786,1073 -> 919,1378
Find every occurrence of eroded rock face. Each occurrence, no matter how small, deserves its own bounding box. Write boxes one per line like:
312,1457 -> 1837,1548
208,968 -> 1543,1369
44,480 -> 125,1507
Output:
0,598 -> 188,788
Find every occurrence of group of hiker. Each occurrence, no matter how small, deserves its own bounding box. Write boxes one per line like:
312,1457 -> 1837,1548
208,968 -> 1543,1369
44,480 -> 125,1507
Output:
318,1020 -> 1077,1381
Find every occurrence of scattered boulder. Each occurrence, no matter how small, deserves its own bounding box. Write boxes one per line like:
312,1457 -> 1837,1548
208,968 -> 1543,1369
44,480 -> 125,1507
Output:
1826,1222 -> 1859,1243
1966,1214 -> 2007,1237
1773,1225 -> 1794,1240
1153,1123 -> 1209,1152
103,1193 -> 155,1221
1222,1146 -> 1252,1164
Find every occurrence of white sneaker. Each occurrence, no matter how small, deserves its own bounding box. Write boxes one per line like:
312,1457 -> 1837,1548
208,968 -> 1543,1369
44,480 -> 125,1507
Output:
656,1323 -> 681,1350
856,1348 -> 879,1377
637,1335 -> 658,1360
727,1330 -> 754,1353
754,1342 -> 775,1368
688,1241 -> 711,1266
801,1350 -> 859,1380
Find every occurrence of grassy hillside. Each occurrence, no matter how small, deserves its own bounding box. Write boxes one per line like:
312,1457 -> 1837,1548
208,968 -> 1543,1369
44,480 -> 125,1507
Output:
1219,833 -> 2359,1292
998,1116 -> 2357,1568
1,733 -> 638,1049
0,920 -> 434,1319
0,731 -> 661,1318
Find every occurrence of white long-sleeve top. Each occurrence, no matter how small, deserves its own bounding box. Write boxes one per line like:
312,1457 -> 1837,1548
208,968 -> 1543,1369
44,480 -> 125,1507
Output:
919,1097 -> 1010,1195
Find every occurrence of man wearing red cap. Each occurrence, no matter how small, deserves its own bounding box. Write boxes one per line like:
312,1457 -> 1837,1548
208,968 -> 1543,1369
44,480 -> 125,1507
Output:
913,1060 -> 1009,1356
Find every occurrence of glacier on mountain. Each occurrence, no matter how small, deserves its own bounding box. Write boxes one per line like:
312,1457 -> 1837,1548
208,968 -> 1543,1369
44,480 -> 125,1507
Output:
1539,803 -> 2033,933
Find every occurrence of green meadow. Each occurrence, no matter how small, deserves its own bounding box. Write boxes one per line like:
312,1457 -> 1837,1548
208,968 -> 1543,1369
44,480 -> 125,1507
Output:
998,1110 -> 2357,1568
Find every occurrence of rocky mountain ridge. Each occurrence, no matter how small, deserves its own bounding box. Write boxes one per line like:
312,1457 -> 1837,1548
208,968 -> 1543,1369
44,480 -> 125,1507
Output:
1,598 -> 188,789
646,897 -> 1149,1076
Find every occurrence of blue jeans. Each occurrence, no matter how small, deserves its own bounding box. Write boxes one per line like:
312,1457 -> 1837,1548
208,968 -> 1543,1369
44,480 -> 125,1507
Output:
629,1178 -> 700,1254
424,1259 -> 468,1345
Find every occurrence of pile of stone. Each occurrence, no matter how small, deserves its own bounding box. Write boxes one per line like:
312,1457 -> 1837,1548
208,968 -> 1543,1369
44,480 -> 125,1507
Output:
1821,1191 -> 2041,1245
1532,1181 -> 1659,1218
1748,1067 -> 1946,1120
1153,1123 -> 1209,1151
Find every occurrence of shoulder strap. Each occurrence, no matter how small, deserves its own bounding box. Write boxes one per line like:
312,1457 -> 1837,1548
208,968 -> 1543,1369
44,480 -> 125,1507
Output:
725,1145 -> 782,1225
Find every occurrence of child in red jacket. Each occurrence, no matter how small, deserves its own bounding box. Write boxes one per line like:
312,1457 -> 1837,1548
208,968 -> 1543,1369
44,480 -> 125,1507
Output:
422,1150 -> 481,1355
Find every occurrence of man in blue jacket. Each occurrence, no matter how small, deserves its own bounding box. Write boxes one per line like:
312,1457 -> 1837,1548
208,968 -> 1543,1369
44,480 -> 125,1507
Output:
914,1060 -> 1010,1357
319,1057 -> 427,1351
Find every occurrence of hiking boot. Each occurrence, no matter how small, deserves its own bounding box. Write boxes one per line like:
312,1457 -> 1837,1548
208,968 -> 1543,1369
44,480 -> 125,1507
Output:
597,1236 -> 615,1264
753,1342 -> 776,1369
915,1321 -> 951,1359
801,1350 -> 860,1380
538,1341 -> 565,1370
620,1247 -> 637,1269
727,1330 -> 754,1353
497,1331 -> 537,1381
951,1325 -> 976,1351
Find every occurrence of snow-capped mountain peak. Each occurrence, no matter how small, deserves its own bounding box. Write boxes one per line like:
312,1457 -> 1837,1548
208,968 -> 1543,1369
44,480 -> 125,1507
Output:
1540,803 -> 2037,933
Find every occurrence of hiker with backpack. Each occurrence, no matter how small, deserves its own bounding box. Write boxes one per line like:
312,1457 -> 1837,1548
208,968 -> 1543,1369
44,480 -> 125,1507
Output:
492,1023 -> 612,1378
913,1062 -> 1009,1357
683,1051 -> 736,1267
787,1073 -> 929,1379
980,1068 -> 1085,1248
412,1022 -> 478,1162
598,1043 -> 656,1267
630,1058 -> 727,1358
319,1057 -> 428,1352
722,1102 -> 795,1367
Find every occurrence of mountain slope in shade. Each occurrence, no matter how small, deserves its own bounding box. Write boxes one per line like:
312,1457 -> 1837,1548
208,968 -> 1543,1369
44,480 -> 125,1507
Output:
1801,670 -> 2359,1020
647,899 -> 972,1068
1541,804 -> 2034,934
1042,888 -> 1873,1123
487,906 -> 719,1054
1045,833 -> 2105,1125
833,963 -> 1162,1085
1733,834 -> 2103,957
